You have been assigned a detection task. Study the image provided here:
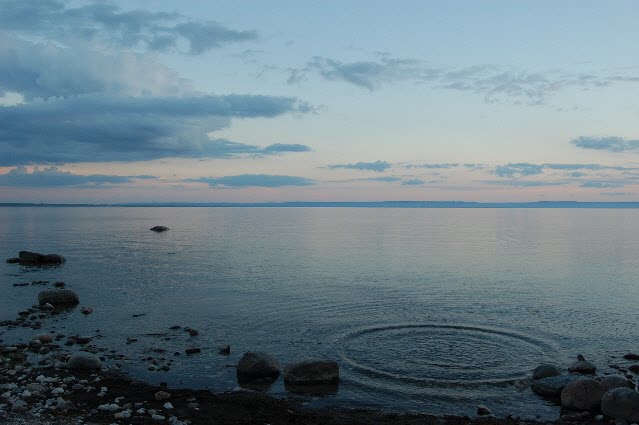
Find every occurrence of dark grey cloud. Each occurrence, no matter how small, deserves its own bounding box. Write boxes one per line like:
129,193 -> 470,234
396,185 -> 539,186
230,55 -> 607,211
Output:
0,0 -> 257,54
327,161 -> 391,173
188,174 -> 314,188
571,136 -> 639,152
291,56 -> 639,104
0,165 -> 155,187
0,95 -> 312,165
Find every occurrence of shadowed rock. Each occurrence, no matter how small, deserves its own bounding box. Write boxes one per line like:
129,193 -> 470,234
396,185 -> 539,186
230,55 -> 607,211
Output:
37,289 -> 79,307
533,364 -> 562,380
150,226 -> 169,232
601,387 -> 639,422
66,352 -> 102,370
532,375 -> 589,398
237,351 -> 280,380
561,378 -> 605,411
599,376 -> 631,392
18,251 -> 65,265
284,360 -> 339,385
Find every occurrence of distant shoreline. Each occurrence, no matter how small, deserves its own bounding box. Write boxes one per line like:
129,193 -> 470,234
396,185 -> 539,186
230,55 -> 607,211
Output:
1,201 -> 639,209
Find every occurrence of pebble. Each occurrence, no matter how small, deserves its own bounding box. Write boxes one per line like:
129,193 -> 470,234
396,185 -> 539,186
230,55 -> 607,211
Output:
152,414 -> 166,421
97,403 -> 120,412
164,402 -> 174,409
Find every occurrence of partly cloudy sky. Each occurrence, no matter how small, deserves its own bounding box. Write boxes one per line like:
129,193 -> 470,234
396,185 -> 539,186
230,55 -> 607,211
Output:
0,0 -> 638,203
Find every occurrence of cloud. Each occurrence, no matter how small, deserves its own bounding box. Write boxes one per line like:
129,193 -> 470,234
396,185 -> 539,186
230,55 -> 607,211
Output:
291,56 -> 639,104
482,180 -> 567,187
0,165 -> 155,187
361,176 -> 402,182
0,35 -> 191,100
494,163 -> 544,178
327,161 -> 391,173
404,163 -> 459,169
600,192 -> 627,196
0,95 -> 311,165
571,136 -> 639,152
401,179 -> 426,186
188,174 -> 314,188
579,180 -> 628,188
0,0 -> 257,54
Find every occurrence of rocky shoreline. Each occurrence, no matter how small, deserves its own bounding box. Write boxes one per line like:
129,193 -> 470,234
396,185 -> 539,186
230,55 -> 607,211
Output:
2,251 -> 639,424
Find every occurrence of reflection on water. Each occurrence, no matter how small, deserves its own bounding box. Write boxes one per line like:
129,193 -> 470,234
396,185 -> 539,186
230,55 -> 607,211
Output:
1,207 -> 639,419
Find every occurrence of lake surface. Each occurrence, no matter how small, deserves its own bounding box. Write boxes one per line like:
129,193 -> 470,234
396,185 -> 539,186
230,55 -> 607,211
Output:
1,207 -> 639,419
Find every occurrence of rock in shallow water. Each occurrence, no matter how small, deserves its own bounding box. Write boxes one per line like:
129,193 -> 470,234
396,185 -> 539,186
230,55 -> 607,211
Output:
569,360 -> 597,374
37,289 -> 79,307
284,360 -> 339,385
237,351 -> 280,379
533,364 -> 562,380
18,251 -> 65,265
66,352 -> 102,370
150,226 -> 169,232
601,387 -> 639,422
561,378 -> 606,411
532,375 -> 589,398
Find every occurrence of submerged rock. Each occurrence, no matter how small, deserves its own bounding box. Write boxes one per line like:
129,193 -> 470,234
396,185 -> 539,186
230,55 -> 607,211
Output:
601,387 -> 639,422
37,289 -> 79,307
237,351 -> 280,379
623,353 -> 639,361
5,257 -> 20,264
561,378 -> 605,411
569,359 -> 597,374
533,364 -> 562,380
532,375 -> 589,398
150,226 -> 169,232
284,360 -> 339,385
66,352 -> 102,370
17,251 -> 65,265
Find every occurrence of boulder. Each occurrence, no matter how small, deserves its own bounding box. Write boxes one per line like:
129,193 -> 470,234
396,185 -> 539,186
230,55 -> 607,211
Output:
599,376 -> 631,392
66,352 -> 102,370
628,365 -> 639,374
531,375 -> 589,398
237,351 -> 280,379
18,251 -> 65,265
623,353 -> 639,361
601,387 -> 639,422
38,289 -> 79,307
150,226 -> 169,232
569,360 -> 597,374
561,378 -> 605,411
284,360 -> 339,385
5,258 -> 20,264
533,364 -> 562,380
33,333 -> 53,344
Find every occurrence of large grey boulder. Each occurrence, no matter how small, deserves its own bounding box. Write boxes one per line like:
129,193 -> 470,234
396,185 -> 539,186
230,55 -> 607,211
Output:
18,251 -> 65,265
561,378 -> 605,411
599,376 -> 631,392
38,289 -> 79,307
533,364 -> 562,380
531,375 -> 589,398
237,352 -> 280,379
66,352 -> 102,370
601,387 -> 639,422
284,360 -> 339,385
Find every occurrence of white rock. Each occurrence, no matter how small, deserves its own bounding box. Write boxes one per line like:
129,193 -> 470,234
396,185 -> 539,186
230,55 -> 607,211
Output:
51,388 -> 64,396
97,403 -> 120,412
163,402 -> 173,409
22,390 -> 31,399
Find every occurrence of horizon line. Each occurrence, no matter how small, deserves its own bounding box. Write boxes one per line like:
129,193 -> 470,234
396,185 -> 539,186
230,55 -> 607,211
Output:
2,201 -> 639,208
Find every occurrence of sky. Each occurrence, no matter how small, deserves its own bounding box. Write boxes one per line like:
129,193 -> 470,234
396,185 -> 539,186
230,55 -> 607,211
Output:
0,0 -> 638,203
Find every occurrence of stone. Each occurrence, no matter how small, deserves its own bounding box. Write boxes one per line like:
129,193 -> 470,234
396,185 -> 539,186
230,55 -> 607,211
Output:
601,388 -> 639,422
283,360 -> 339,385
237,351 -> 280,379
624,354 -> 639,361
37,290 -> 79,307
18,251 -> 66,265
600,376 -> 632,392
154,391 -> 171,401
11,400 -> 27,413
80,307 -> 94,315
218,345 -> 231,355
531,375 -> 589,398
477,405 -> 492,416
6,258 -> 20,264
34,333 -> 53,343
569,360 -> 597,374
152,414 -> 166,421
150,226 -> 169,232
533,364 -> 562,380
561,378 -> 606,411
66,352 -> 102,370
628,365 -> 639,374
185,347 -> 201,355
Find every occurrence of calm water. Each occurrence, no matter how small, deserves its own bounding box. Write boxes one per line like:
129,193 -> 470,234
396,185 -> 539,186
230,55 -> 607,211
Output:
1,207 -> 639,419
